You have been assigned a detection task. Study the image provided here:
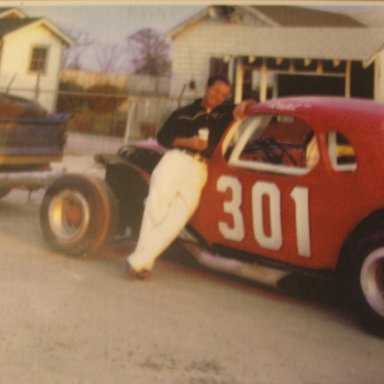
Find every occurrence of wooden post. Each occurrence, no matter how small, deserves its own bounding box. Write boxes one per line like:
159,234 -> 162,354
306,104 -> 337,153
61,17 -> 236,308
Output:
345,60 -> 352,98
234,58 -> 244,103
34,69 -> 41,102
124,101 -> 137,144
374,56 -> 383,102
259,59 -> 268,102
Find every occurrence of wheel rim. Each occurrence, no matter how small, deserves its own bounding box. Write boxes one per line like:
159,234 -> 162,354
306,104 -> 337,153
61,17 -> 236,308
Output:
48,190 -> 91,242
360,247 -> 384,317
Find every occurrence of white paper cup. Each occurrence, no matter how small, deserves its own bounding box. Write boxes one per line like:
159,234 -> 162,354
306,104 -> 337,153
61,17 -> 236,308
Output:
198,128 -> 209,141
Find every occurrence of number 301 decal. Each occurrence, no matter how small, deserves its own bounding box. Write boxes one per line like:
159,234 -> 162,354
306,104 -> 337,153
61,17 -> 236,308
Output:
217,175 -> 311,258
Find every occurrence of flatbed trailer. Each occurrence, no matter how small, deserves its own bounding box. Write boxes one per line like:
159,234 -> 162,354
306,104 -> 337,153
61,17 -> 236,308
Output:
0,98 -> 68,195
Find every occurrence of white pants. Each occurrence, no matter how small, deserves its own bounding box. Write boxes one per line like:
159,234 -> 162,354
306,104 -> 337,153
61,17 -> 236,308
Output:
127,149 -> 208,271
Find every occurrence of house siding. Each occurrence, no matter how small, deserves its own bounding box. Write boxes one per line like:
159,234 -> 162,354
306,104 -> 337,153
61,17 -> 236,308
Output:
0,23 -> 64,112
170,22 -> 235,102
169,16 -> 384,104
170,22 -> 289,101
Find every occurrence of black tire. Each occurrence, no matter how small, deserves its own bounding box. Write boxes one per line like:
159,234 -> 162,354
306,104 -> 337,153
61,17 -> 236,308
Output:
346,228 -> 384,336
40,174 -> 117,256
106,165 -> 148,241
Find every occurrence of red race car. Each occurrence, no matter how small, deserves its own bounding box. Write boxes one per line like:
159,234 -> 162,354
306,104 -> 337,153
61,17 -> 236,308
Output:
40,96 -> 384,336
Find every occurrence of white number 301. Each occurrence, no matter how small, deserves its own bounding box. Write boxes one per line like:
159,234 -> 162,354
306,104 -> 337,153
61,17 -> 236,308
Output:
217,176 -> 311,258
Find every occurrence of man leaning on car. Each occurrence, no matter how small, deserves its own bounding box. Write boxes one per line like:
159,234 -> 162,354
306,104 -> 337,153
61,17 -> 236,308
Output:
125,75 -> 254,280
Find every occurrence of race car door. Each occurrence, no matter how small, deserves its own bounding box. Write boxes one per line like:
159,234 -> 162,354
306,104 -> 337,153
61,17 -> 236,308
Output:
190,113 -> 349,270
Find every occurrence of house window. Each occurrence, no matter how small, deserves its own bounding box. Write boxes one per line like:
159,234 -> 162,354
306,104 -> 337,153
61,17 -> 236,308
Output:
29,46 -> 48,73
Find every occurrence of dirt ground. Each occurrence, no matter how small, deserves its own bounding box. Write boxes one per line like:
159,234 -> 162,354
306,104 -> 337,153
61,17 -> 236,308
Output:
0,133 -> 384,384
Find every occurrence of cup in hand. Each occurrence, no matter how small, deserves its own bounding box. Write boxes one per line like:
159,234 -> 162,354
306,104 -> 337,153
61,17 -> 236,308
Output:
198,128 -> 209,142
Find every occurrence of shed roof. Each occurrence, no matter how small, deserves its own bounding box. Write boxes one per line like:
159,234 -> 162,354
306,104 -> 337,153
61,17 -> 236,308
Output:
0,7 -> 26,18
0,18 -> 37,36
0,17 -> 73,46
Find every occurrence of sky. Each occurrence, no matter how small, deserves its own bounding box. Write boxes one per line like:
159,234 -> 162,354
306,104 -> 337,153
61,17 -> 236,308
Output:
19,3 -> 205,43
12,2 -> 206,71
5,1 -> 384,72
17,2 -> 383,41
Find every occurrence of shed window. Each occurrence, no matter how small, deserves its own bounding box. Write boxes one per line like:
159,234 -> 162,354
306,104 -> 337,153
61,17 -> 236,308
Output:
29,47 -> 48,73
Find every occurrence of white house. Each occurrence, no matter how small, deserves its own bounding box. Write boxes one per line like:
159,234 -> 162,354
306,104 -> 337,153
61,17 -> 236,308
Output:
166,5 -> 384,105
0,7 -> 73,112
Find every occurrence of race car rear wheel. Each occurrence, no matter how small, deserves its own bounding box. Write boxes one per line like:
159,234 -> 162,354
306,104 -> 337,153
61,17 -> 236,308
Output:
40,174 -> 117,256
347,228 -> 384,336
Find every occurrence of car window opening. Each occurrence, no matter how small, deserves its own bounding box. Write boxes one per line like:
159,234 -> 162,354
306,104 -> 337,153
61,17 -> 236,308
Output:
227,114 -> 319,175
327,131 -> 357,172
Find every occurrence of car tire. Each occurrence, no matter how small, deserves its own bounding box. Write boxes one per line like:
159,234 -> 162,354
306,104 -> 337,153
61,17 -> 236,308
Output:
40,174 -> 117,256
346,228 -> 384,336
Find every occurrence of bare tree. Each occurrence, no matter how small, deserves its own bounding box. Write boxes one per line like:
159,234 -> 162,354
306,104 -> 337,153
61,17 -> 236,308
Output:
127,28 -> 171,76
62,28 -> 95,70
94,42 -> 125,73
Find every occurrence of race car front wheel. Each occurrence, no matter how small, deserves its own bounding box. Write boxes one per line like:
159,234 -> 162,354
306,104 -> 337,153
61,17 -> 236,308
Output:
346,228 -> 384,337
40,174 -> 117,256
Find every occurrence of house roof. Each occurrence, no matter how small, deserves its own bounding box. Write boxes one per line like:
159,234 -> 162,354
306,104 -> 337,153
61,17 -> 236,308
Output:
207,26 -> 384,65
352,10 -> 384,27
250,6 -> 363,27
0,17 -> 74,46
166,5 -> 364,39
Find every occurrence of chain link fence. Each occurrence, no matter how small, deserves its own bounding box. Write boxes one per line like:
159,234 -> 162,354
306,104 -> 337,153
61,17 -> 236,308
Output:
0,78 -> 182,143
56,70 -> 179,142
56,89 -> 180,141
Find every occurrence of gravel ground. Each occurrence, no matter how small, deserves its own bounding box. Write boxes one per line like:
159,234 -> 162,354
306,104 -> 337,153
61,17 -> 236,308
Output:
1,132 -> 384,384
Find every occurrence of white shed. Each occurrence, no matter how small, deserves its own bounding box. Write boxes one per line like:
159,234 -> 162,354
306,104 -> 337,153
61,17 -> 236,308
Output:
0,8 -> 73,112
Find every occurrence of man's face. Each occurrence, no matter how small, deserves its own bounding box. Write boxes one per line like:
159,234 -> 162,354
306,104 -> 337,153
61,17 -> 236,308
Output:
203,80 -> 232,110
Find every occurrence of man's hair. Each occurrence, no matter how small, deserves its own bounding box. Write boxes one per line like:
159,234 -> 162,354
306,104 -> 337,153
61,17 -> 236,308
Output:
207,75 -> 231,88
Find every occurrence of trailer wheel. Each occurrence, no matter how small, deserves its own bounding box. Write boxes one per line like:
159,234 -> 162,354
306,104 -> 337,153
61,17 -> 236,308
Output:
40,174 -> 117,256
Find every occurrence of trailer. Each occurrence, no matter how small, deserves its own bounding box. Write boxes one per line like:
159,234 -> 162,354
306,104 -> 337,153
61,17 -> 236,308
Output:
0,93 -> 68,196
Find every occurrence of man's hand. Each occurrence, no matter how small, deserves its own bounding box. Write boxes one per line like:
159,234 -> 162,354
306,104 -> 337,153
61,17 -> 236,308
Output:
233,99 -> 256,120
188,136 -> 209,151
172,136 -> 208,152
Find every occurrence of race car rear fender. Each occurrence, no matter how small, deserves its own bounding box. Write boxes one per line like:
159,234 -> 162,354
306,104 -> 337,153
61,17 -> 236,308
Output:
338,208 -> 384,272
97,154 -> 150,237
